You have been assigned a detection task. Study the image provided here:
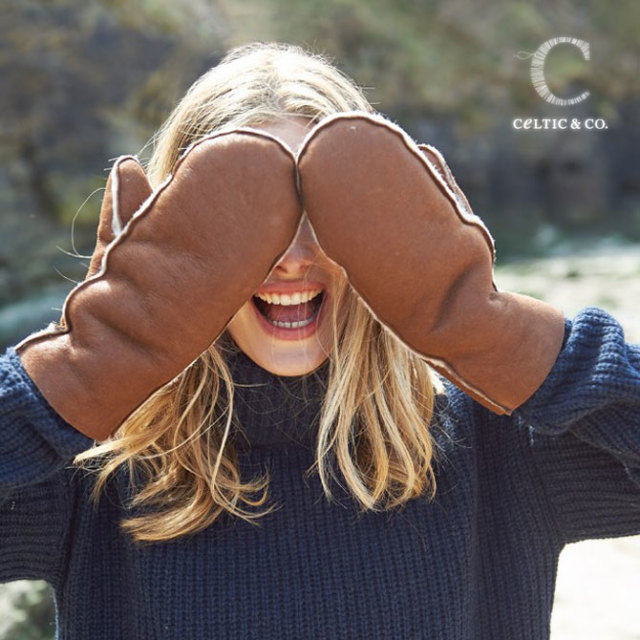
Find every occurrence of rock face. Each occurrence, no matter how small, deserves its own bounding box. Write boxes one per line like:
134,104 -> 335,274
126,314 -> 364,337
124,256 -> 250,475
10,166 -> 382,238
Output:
410,96 -> 640,228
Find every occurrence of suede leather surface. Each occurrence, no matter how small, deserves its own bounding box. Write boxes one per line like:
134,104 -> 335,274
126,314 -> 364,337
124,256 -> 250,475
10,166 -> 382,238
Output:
16,131 -> 301,441
297,112 -> 566,414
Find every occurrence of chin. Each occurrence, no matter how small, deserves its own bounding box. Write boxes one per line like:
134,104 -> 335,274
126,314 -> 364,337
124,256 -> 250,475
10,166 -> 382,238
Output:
249,348 -> 328,377
226,297 -> 334,377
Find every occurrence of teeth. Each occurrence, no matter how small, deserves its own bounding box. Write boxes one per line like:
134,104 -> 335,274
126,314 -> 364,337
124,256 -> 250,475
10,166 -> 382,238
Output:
268,316 -> 316,329
255,289 -> 323,305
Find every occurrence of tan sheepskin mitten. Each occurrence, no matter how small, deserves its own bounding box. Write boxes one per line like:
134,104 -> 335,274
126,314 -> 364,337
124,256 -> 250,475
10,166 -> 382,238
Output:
16,130 -> 302,440
297,112 -> 566,414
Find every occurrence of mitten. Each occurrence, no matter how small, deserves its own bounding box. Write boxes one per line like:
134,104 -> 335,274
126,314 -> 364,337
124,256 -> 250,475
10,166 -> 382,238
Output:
16,130 -> 301,440
297,112 -> 565,415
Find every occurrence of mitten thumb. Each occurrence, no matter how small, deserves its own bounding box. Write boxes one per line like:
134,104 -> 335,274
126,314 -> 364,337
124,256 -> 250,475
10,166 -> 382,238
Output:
417,145 -> 474,233
87,156 -> 152,279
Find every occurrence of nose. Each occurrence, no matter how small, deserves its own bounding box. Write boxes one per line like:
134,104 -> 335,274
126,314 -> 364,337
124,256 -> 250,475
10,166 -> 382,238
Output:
273,218 -> 320,277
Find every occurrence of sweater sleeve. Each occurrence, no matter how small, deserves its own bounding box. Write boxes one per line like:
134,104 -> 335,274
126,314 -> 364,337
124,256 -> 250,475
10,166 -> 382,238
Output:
0,346 -> 93,585
514,307 -> 640,544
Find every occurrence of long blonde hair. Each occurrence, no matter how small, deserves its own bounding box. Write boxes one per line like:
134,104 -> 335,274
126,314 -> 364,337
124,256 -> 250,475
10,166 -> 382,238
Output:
75,42 -> 445,544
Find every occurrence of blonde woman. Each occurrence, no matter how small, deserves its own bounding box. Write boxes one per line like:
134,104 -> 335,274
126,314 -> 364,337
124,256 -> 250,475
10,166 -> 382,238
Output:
1,42 -> 639,639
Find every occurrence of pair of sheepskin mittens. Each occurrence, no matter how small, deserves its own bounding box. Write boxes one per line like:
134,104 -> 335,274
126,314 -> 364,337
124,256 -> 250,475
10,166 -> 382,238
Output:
16,112 -> 565,441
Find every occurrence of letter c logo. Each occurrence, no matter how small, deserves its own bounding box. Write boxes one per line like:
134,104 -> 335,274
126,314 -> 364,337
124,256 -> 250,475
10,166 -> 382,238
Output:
530,37 -> 590,106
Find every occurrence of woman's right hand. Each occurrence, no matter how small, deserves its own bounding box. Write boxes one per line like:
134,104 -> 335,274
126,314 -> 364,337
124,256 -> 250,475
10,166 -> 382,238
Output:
14,130 -> 302,441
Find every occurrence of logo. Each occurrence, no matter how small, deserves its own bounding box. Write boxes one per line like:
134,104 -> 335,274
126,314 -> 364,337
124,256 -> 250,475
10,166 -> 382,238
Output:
529,37 -> 590,106
513,37 -> 606,131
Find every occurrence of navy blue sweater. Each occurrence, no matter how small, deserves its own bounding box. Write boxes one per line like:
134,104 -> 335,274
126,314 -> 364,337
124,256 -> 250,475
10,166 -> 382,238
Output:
1,307 -> 639,639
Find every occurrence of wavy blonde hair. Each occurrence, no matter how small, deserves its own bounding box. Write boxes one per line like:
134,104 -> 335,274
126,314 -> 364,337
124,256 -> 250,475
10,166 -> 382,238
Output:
74,42 -> 445,544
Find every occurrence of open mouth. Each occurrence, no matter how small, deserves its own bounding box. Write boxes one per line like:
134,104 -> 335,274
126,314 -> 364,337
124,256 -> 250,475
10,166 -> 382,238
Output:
252,289 -> 325,329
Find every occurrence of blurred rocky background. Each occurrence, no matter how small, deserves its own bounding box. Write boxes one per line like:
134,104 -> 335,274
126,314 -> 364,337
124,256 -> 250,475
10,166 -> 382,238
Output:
1,0 -> 638,638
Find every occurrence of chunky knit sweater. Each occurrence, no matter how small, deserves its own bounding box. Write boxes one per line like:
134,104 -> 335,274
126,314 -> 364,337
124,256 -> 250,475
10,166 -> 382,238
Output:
1,306 -> 639,639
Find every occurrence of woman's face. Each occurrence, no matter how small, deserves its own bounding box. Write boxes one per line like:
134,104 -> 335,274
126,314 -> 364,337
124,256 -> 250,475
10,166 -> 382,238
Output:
225,117 -> 347,376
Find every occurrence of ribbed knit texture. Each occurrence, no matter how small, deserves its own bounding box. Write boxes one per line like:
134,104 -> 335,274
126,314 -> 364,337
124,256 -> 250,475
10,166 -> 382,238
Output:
1,306 -> 639,639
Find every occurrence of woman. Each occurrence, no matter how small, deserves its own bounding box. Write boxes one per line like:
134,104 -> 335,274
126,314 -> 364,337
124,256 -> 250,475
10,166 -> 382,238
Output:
1,42 -> 639,639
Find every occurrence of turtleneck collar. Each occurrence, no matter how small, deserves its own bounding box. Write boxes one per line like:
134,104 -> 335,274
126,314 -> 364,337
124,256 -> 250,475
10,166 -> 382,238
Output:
222,341 -> 329,450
